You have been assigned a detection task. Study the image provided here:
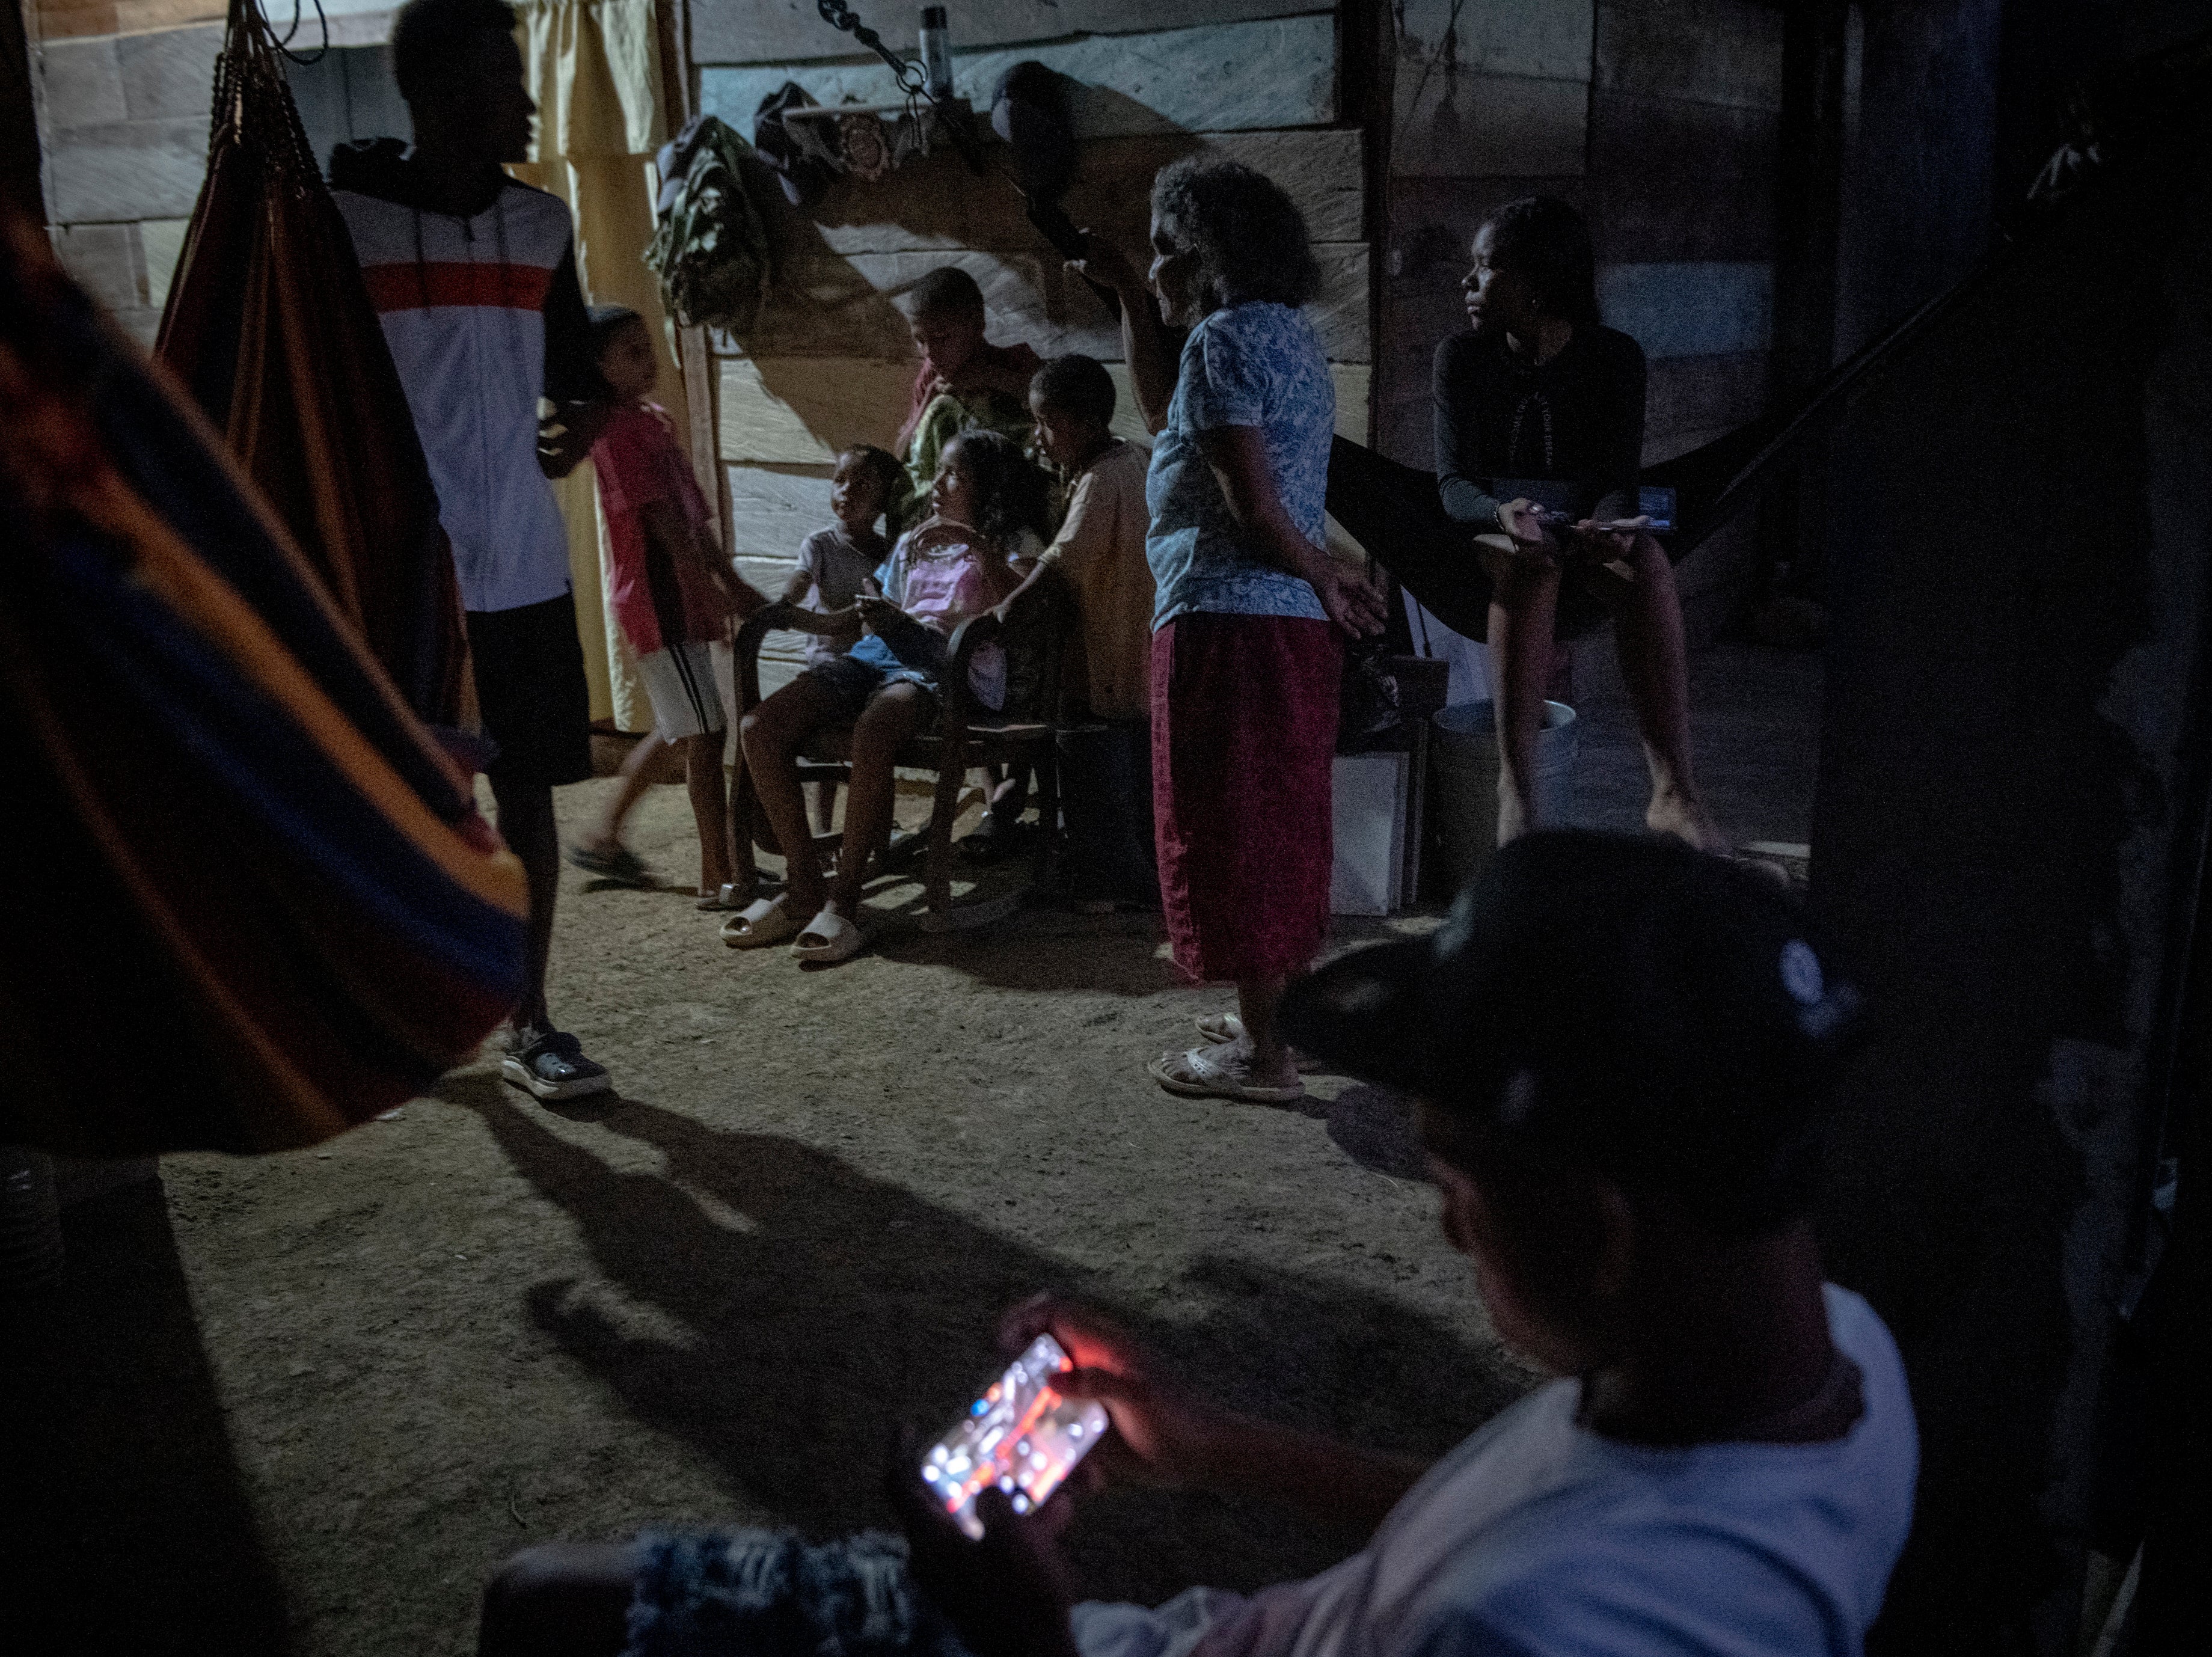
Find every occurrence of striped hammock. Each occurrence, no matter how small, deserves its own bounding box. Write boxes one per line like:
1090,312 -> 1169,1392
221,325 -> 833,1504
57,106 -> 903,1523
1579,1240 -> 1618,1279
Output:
0,212 -> 527,1156
157,0 -> 468,727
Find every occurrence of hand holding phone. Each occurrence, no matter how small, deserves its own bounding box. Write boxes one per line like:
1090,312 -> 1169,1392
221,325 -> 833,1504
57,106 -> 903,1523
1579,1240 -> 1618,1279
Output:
921,1334 -> 1109,1540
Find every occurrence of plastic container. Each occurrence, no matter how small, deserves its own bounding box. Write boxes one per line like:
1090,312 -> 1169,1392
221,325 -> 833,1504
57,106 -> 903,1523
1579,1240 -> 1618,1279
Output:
1427,699 -> 1578,897
0,1147 -> 64,1296
919,7 -> 954,100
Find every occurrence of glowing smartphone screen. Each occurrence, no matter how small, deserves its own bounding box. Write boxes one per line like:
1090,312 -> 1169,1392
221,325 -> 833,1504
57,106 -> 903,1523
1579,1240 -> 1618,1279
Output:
921,1334 -> 1109,1539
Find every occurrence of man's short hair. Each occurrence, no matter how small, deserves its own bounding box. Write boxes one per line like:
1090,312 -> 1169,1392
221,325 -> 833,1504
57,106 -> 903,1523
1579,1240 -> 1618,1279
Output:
1031,355 -> 1115,428
907,266 -> 987,323
390,0 -> 518,106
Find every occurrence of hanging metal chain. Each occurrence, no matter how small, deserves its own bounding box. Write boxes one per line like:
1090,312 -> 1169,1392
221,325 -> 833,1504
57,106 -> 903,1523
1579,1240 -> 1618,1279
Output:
815,1 -> 931,100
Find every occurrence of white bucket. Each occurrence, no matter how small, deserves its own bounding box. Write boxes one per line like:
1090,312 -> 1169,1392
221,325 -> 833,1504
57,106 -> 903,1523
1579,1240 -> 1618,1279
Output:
1428,699 -> 1578,897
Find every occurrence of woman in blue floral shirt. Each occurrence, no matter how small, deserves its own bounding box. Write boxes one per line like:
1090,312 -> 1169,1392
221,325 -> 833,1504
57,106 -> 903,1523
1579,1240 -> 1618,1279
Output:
1074,158 -> 1387,1104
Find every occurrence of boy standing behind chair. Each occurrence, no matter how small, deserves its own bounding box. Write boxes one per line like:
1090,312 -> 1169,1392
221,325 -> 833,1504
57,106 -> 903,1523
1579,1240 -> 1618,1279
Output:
895,266 -> 1041,531
329,0 -> 611,1100
997,355 -> 1157,908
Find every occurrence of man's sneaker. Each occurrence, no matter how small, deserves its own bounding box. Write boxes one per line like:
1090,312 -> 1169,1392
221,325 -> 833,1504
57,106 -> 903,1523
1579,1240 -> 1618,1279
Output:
500,1031 -> 612,1101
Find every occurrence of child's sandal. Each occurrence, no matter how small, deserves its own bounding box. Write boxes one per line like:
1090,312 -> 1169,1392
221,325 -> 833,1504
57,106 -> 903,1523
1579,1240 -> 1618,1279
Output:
790,907 -> 865,964
720,896 -> 798,949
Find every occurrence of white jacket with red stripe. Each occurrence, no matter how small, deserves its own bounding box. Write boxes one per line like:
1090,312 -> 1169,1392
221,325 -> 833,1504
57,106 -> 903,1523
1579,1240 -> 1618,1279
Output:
330,140 -> 602,615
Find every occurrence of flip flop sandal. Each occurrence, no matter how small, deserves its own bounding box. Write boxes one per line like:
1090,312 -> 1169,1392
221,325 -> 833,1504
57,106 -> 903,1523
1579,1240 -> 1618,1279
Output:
877,828 -> 929,874
501,1031 -> 613,1101
959,815 -> 1035,866
721,896 -> 798,949
1192,1014 -> 1322,1073
791,906 -> 865,964
568,843 -> 653,886
1148,1045 -> 1305,1105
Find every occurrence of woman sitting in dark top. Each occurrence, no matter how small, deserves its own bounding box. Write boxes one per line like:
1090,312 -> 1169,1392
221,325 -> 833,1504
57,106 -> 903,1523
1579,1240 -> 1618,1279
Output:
1435,197 -> 1723,851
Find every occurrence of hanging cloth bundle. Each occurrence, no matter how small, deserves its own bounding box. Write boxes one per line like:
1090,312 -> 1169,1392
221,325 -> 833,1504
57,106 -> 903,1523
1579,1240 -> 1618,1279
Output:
648,113 -> 773,330
0,210 -> 528,1157
157,0 -> 467,726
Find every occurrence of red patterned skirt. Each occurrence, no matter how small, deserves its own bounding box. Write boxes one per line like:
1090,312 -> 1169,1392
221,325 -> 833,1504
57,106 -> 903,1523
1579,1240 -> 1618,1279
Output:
1151,613 -> 1342,983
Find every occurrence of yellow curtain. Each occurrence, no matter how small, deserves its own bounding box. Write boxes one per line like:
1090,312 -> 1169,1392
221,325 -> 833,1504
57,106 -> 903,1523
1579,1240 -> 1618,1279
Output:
512,0 -> 680,734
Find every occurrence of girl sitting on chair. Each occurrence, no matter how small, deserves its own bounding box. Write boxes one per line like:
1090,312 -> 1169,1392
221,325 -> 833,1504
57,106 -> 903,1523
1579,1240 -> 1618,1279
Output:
728,429 -> 1046,963
1437,196 -> 1723,850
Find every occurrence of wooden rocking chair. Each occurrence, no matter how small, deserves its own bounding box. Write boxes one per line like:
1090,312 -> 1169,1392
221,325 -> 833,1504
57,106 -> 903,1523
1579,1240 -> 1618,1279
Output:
732,569 -> 1079,930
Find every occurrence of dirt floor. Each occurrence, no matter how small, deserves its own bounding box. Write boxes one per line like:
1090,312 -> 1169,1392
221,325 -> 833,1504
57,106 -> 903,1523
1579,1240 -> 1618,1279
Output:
11,642 -> 1820,1657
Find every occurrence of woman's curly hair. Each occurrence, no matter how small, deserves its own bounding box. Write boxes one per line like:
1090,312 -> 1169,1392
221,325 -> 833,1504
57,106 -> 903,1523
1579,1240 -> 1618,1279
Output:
942,428 -> 1051,544
1150,157 -> 1322,313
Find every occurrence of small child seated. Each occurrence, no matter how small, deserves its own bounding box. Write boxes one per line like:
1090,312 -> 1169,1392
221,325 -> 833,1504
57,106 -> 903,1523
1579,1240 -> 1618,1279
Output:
568,305 -> 764,907
988,355 -> 1157,907
780,444 -> 902,667
893,266 -> 1042,533
777,444 -> 903,844
725,430 -> 1047,963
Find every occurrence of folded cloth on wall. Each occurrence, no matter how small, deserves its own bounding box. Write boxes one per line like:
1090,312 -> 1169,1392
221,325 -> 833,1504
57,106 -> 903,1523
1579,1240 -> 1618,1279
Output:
0,211 -> 527,1157
156,0 -> 467,727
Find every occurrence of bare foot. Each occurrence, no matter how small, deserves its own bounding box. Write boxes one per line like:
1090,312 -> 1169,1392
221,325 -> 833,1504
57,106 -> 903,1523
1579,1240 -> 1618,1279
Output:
1212,1033 -> 1301,1093
1647,790 -> 1728,853
1496,784 -> 1534,846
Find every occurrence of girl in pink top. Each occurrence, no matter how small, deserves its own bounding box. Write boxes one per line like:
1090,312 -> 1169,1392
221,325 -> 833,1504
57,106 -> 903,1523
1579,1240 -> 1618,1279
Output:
727,431 -> 1045,963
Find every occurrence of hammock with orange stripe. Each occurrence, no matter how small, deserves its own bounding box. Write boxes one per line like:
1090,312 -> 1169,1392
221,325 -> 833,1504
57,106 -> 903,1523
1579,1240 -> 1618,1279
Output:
156,0 -> 467,727
0,213 -> 527,1156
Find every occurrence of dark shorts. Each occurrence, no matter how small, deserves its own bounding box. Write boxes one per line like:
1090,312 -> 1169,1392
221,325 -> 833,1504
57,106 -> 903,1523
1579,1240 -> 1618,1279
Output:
466,592 -> 593,789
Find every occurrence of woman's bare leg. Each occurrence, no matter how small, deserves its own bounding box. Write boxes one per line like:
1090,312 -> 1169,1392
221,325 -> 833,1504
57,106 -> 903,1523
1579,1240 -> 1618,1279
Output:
582,730 -> 664,854
1233,975 -> 1297,1090
829,683 -> 933,913
1608,532 -> 1726,851
1486,555 -> 1563,844
478,1542 -> 632,1657
739,678 -> 845,919
681,732 -> 733,897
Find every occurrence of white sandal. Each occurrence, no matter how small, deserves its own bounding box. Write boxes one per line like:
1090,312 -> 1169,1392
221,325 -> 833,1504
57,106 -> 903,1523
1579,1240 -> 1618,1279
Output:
791,906 -> 865,964
720,896 -> 797,949
1149,1045 -> 1305,1105
1194,1012 -> 1321,1073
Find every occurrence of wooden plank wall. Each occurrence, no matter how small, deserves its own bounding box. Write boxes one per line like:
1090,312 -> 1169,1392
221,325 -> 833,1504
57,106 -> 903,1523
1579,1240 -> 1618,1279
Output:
691,1 -> 1369,691
26,0 -> 396,343
1377,0 -> 1785,640
31,19 -> 224,343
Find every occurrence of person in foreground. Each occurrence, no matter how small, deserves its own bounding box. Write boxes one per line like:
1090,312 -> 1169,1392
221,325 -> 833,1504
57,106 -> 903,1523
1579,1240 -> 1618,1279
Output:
477,830 -> 1916,1657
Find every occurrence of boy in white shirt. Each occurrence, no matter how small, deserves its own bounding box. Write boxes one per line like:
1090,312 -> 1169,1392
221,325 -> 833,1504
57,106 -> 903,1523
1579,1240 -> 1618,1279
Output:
479,832 -> 1915,1657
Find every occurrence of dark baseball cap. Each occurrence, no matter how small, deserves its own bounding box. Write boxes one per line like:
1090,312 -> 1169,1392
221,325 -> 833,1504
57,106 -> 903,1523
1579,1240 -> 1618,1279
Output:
1279,830 -> 1866,1230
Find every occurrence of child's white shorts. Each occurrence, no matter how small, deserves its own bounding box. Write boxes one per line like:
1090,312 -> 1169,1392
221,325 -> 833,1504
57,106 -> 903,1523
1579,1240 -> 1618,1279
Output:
637,640 -> 726,741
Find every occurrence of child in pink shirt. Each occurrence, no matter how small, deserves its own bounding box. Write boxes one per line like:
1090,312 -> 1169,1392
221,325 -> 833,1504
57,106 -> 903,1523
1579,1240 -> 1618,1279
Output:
725,430 -> 1046,963
569,307 -> 764,904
